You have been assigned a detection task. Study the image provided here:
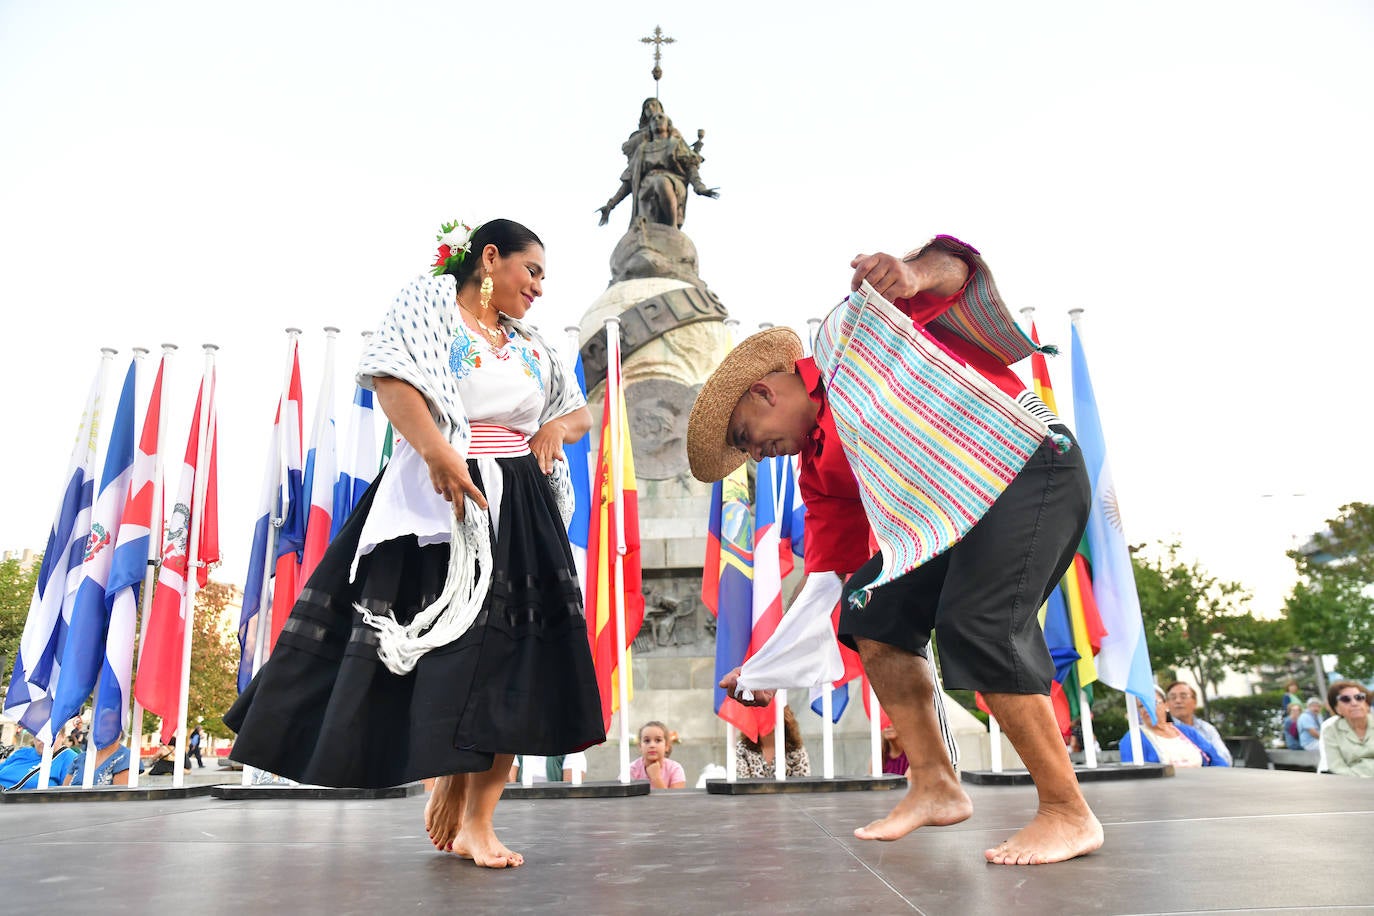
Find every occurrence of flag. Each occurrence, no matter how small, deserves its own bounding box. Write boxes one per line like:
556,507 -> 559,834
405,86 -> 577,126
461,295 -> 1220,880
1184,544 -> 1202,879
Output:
97,356 -> 165,745
51,361 -> 138,730
300,342 -> 337,583
774,456 -> 803,578
708,464 -> 774,742
1029,321 -> 1105,694
334,383 -> 378,533
749,458 -> 786,657
134,369 -> 218,740
237,352 -> 298,693
701,478 -> 724,616
269,345 -> 306,649
2,361 -> 104,742
1070,321 -> 1155,720
565,354 -> 592,589
585,345 -> 643,733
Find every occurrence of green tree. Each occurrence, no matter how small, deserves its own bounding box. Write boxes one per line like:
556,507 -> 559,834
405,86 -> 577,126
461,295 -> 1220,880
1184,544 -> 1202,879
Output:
1285,502 -> 1374,678
1132,542 -> 1289,705
188,581 -> 240,740
0,555 -> 42,688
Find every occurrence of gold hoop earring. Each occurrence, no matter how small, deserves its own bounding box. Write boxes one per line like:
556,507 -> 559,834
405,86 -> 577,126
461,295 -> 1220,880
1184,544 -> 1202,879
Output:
479,272 -> 494,311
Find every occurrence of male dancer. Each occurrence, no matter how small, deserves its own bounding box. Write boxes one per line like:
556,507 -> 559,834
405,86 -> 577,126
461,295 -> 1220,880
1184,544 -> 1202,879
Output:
689,237 -> 1101,865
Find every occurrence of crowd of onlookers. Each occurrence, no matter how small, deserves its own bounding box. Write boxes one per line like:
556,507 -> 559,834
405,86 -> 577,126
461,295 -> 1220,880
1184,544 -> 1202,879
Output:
0,722 -> 210,790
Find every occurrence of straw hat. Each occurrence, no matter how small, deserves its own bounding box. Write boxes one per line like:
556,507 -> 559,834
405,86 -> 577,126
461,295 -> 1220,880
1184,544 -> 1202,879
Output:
687,326 -> 804,482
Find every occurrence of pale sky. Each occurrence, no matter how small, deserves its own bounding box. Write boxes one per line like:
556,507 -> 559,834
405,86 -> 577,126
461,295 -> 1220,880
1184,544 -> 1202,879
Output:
1,0 -> 1370,616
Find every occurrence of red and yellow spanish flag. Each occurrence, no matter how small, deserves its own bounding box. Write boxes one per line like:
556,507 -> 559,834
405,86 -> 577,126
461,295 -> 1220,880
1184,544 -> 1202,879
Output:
585,339 -> 643,734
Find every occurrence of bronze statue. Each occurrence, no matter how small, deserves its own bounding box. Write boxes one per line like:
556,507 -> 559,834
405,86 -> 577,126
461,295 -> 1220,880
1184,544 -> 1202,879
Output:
597,99 -> 718,231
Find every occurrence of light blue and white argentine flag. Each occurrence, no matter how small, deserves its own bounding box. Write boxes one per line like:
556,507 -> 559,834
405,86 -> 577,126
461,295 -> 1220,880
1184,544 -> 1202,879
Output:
51,360 -> 138,732
1070,321 -> 1156,719
2,359 -> 105,742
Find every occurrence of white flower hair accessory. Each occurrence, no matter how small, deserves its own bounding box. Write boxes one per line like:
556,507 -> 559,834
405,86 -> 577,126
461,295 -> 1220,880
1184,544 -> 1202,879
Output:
431,220 -> 478,276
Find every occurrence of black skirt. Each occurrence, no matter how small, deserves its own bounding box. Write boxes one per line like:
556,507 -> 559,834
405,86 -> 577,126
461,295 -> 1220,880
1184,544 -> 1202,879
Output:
224,455 -> 605,788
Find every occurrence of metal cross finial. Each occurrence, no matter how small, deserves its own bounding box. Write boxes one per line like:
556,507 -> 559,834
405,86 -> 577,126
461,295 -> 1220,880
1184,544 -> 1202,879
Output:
640,25 -> 676,97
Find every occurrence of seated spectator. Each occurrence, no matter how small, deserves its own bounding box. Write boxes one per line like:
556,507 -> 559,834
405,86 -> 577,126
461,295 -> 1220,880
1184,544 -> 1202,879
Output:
1283,702 -> 1304,750
1322,680 -> 1372,778
629,721 -> 686,788
146,737 -> 177,776
1297,698 -> 1326,751
735,707 -> 811,778
880,725 -> 909,777
0,731 -> 79,790
1119,687 -> 1229,767
1280,680 -> 1303,720
1164,681 -> 1233,765
64,735 -> 137,787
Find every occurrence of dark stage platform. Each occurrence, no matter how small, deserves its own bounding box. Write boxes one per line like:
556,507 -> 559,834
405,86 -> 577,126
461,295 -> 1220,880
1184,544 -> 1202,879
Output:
5,767 -> 1371,914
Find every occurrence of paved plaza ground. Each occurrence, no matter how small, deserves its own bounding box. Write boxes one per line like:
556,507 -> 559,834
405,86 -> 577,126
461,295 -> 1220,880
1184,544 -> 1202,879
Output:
5,767 -> 1371,914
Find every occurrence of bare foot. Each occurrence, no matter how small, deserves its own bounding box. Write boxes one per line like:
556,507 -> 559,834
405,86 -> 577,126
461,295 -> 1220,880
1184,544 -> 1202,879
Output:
424,775 -> 465,852
854,775 -> 973,841
453,823 -> 524,868
984,803 -> 1103,865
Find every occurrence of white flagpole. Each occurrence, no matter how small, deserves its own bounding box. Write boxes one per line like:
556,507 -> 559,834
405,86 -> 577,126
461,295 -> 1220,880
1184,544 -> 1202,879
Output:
171,345 -> 216,789
1080,688 -> 1098,768
1126,696 -> 1144,765
869,683 -> 881,777
773,689 -> 787,781
128,343 -> 176,788
725,722 -> 737,782
242,332 -> 299,786
605,317 -> 632,784
989,714 -> 1004,772
821,683 -> 834,779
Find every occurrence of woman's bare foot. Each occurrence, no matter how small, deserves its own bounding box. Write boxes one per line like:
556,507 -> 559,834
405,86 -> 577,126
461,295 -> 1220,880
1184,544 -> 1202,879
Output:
854,772 -> 973,841
984,803 -> 1103,865
453,823 -> 524,868
424,775 -> 466,852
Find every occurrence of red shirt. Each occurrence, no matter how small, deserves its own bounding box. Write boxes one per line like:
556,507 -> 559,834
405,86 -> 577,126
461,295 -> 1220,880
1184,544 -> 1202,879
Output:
796,274 -> 1028,575
796,357 -> 874,577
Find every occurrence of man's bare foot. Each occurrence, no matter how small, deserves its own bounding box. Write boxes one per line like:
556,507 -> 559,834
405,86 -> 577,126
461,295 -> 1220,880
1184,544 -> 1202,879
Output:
854,776 -> 973,841
424,775 -> 465,852
984,803 -> 1103,865
453,823 -> 524,868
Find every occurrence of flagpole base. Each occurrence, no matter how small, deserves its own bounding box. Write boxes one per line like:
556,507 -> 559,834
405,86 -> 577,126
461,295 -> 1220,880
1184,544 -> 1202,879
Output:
210,782 -> 425,800
960,762 -> 1173,786
705,775 -> 906,795
502,780 -> 651,799
0,785 -> 219,804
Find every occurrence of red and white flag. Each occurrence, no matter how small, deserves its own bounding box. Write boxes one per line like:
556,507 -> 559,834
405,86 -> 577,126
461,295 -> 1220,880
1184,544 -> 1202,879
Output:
133,368 -> 218,741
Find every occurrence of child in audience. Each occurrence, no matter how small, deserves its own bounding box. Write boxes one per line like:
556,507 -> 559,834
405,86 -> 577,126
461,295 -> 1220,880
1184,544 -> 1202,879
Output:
629,721 -> 686,788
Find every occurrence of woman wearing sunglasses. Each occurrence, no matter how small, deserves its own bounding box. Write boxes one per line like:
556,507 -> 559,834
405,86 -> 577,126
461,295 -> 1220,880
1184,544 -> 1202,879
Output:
1323,681 -> 1373,778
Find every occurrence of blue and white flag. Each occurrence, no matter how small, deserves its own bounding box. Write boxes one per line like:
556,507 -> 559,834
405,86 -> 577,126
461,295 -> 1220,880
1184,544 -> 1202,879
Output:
51,361 -> 138,732
1070,321 -> 1156,720
334,383 -> 378,532
565,353 -> 592,589
3,359 -> 105,742
96,356 -> 165,746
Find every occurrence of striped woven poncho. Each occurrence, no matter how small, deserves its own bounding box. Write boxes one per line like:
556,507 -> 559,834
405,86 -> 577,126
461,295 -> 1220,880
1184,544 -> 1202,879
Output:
813,282 -> 1058,608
